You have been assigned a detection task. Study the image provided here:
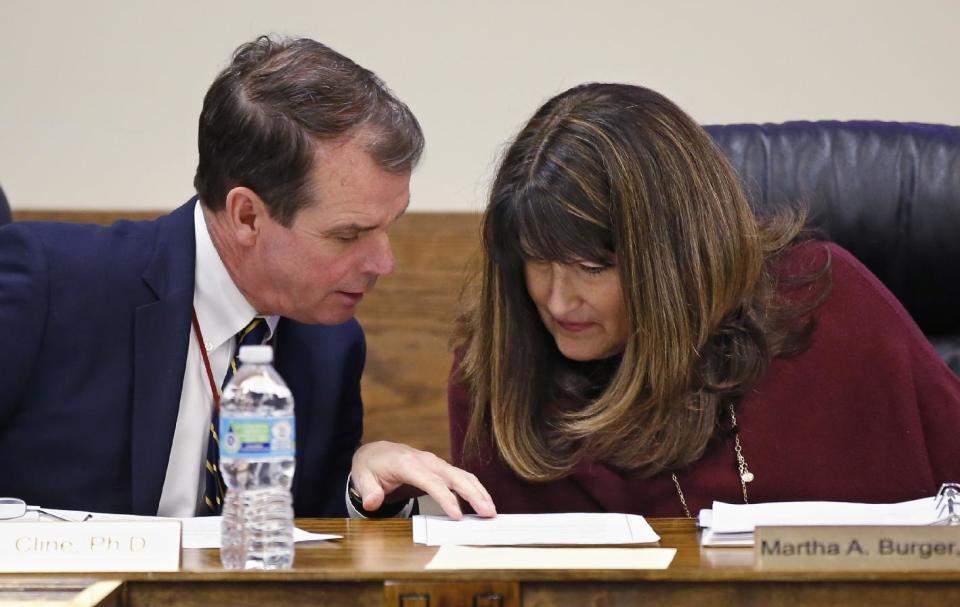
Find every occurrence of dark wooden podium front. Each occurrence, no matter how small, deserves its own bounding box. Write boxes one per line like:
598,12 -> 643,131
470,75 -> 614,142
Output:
7,518 -> 960,606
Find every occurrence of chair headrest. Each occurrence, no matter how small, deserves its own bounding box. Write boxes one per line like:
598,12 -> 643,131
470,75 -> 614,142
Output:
705,121 -> 960,335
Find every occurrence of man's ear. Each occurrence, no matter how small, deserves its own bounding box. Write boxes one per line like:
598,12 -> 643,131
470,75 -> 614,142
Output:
223,187 -> 269,247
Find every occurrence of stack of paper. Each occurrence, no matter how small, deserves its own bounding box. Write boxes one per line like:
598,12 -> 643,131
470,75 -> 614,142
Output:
413,513 -> 659,546
699,496 -> 938,546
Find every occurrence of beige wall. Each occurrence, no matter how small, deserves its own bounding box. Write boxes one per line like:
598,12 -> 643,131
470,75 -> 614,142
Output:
2,0 -> 958,211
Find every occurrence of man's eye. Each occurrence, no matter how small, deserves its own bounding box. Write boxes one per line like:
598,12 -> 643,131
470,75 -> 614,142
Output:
335,233 -> 360,242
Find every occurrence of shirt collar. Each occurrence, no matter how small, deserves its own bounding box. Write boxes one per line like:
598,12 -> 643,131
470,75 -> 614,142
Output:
193,202 -> 279,350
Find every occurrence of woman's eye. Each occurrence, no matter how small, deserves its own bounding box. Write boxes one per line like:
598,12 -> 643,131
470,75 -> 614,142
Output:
578,263 -> 608,275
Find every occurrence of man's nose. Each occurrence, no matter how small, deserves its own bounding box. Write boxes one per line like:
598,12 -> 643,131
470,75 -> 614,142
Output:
365,232 -> 396,276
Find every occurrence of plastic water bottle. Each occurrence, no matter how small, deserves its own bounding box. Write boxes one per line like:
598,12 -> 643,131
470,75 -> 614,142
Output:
219,345 -> 296,570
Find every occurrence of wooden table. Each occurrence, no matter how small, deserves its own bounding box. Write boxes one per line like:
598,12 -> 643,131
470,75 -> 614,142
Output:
6,518 -> 960,606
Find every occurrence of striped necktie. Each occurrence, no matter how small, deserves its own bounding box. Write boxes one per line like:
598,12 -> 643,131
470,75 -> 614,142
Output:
202,318 -> 270,515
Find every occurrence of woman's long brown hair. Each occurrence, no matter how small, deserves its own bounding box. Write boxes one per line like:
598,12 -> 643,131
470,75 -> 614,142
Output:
455,83 -> 829,481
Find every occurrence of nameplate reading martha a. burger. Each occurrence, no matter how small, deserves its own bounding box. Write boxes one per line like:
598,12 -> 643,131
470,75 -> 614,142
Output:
756,526 -> 960,571
0,521 -> 181,572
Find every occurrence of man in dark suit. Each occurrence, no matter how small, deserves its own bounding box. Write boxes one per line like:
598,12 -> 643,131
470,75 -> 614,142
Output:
0,36 -> 495,520
0,185 -> 10,225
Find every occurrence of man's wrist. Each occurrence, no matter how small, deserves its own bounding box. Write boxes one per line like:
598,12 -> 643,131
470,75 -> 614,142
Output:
345,475 -> 414,519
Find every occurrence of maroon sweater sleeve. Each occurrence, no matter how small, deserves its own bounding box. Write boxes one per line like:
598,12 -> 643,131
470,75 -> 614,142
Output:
739,242 -> 960,501
843,248 -> 960,483
447,350 -> 471,470
829,242 -> 960,483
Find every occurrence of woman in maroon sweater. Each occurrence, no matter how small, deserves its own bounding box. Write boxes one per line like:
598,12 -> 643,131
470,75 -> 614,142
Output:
449,83 -> 960,518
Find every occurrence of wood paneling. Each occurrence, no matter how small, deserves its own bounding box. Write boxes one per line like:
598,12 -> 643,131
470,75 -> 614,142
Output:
125,581 -> 381,607
355,213 -> 481,460
384,581 -> 519,607
12,210 -> 163,224
9,210 -> 481,461
522,582 -> 960,607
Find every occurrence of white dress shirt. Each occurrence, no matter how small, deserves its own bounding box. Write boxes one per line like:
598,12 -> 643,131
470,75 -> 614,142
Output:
156,204 -> 278,517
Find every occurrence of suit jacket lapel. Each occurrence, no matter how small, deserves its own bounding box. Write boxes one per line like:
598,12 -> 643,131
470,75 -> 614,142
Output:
130,200 -> 197,515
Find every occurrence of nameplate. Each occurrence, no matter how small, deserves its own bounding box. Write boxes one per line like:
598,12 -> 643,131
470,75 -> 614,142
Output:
756,526 -> 960,570
0,521 -> 181,572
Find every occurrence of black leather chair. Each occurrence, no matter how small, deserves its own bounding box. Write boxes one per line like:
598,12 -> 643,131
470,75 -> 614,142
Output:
705,121 -> 960,372
0,185 -> 10,226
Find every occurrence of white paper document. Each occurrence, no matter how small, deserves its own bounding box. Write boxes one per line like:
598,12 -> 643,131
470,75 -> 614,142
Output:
5,509 -> 339,549
426,545 -> 676,570
412,513 -> 660,546
700,496 -> 938,547
176,516 -> 339,549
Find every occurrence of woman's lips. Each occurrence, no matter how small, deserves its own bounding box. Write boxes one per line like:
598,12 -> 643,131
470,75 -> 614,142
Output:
556,319 -> 595,332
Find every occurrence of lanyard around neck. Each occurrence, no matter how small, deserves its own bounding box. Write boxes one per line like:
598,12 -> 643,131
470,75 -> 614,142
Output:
191,308 -> 222,411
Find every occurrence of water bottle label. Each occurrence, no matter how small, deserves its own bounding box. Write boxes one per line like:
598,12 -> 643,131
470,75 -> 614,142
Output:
219,415 -> 296,458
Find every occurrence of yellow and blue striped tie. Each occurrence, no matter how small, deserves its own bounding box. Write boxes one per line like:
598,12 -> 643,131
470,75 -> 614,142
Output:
202,318 -> 270,515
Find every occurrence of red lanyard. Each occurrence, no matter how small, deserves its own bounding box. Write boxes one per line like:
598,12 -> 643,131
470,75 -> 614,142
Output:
191,308 -> 222,411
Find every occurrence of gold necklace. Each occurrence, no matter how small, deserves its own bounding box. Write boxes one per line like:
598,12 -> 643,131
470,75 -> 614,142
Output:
670,403 -> 754,519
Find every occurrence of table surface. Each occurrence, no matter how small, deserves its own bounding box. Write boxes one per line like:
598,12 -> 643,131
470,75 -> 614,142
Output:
7,518 -> 960,607
104,517 -> 960,583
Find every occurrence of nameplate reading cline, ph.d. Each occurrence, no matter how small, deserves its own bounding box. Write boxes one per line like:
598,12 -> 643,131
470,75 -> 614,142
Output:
756,526 -> 960,571
0,521 -> 181,572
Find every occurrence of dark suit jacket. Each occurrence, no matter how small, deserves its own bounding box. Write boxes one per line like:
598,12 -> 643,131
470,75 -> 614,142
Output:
0,199 -> 364,516
0,185 -> 10,225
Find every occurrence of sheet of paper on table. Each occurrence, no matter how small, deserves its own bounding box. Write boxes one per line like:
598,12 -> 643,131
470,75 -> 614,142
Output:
413,513 -> 660,546
426,546 -> 676,570
699,496 -> 938,547
5,508 -> 340,549
175,516 -> 339,548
